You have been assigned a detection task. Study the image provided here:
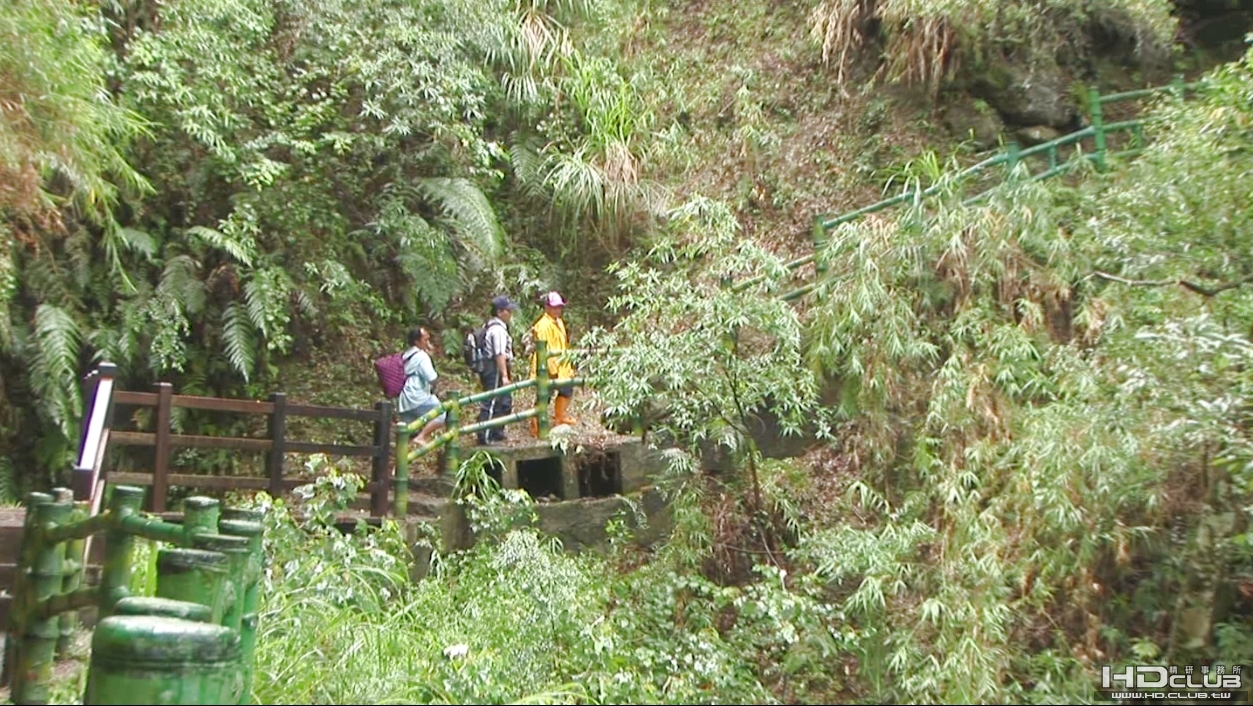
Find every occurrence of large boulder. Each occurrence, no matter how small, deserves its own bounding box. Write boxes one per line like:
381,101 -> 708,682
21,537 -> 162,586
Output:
971,58 -> 1077,129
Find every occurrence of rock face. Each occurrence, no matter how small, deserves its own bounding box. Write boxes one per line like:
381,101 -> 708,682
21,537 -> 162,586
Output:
1016,125 -> 1062,146
942,101 -> 1005,150
972,58 -> 1077,129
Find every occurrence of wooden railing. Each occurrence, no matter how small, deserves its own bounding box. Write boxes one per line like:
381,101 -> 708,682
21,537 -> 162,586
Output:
71,362 -> 397,517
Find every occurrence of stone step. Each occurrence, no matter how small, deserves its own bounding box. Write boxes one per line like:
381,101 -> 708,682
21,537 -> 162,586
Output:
406,493 -> 448,518
408,476 -> 455,497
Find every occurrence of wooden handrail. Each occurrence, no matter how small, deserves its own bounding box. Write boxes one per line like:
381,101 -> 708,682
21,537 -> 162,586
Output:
69,364 -> 399,517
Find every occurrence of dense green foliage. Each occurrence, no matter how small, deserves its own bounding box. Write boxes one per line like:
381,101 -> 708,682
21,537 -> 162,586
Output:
0,0 -> 665,490
7,0 -> 1253,702
241,462 -> 845,704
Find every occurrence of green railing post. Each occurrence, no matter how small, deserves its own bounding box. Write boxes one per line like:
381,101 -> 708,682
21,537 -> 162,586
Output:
4,491 -> 46,694
218,518 -> 264,705
154,548 -> 231,625
56,493 -> 87,659
182,496 -> 221,543
190,534 -> 249,633
812,215 -> 828,275
83,615 -> 243,705
98,486 -> 145,620
536,340 -> 551,441
1005,141 -> 1021,179
1088,85 -> 1107,171
444,391 -> 462,476
12,493 -> 71,705
395,422 -> 411,517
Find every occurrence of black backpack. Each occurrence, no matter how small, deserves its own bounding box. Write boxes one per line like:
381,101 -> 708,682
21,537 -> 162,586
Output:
462,321 -> 496,374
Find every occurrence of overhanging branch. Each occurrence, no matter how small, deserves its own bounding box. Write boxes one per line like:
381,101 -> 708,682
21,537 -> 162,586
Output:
1092,271 -> 1253,297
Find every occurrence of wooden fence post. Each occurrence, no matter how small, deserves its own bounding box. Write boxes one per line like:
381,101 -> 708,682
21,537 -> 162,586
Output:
371,400 -> 392,517
152,382 -> 173,513
266,393 -> 287,499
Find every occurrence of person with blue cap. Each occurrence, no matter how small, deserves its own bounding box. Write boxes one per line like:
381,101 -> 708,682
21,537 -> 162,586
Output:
476,294 -> 519,445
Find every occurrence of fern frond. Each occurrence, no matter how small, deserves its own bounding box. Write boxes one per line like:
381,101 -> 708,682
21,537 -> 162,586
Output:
509,135 -> 546,196
293,286 -> 318,318
417,177 -> 506,268
222,303 -> 255,383
30,303 -> 83,439
158,254 -> 207,316
187,225 -> 257,267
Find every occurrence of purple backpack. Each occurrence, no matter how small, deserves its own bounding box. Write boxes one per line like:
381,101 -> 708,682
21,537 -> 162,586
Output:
375,350 -> 416,399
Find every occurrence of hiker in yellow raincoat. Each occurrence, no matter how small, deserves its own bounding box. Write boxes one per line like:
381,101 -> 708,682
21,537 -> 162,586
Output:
529,291 -> 577,435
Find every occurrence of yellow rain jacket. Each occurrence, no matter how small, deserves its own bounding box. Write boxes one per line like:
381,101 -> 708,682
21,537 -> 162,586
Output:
529,312 -> 575,381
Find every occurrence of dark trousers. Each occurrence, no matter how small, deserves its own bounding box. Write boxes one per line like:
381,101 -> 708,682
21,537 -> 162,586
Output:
477,370 -> 512,443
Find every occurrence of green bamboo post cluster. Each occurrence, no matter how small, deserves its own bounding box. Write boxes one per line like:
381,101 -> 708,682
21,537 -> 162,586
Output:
5,485 -> 266,706
732,76 -> 1202,302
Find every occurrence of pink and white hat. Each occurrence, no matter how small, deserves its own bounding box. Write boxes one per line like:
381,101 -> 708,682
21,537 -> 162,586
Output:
543,291 -> 567,307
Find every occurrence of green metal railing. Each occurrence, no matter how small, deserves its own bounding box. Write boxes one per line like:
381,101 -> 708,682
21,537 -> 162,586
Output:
392,340 -> 617,515
5,486 -> 265,705
731,76 -> 1201,301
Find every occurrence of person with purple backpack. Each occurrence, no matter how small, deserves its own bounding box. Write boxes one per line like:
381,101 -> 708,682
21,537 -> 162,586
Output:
396,326 -> 446,445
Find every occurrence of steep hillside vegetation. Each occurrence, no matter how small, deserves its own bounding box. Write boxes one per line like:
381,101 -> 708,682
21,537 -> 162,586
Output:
6,0 -> 1253,702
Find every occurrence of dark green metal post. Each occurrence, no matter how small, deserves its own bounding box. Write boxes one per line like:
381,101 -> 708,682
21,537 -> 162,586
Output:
3,492 -> 45,692
83,615 -> 244,705
154,548 -> 231,625
12,494 -> 71,705
444,391 -> 461,476
218,519 -> 264,705
182,497 -> 221,544
56,494 -> 87,659
536,340 -> 551,440
98,486 -> 145,620
395,422 -> 411,517
1088,85 -> 1106,171
812,215 -> 828,275
190,534 -> 249,633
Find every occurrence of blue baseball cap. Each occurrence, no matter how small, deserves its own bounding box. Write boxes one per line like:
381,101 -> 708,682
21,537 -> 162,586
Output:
492,295 -> 520,312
